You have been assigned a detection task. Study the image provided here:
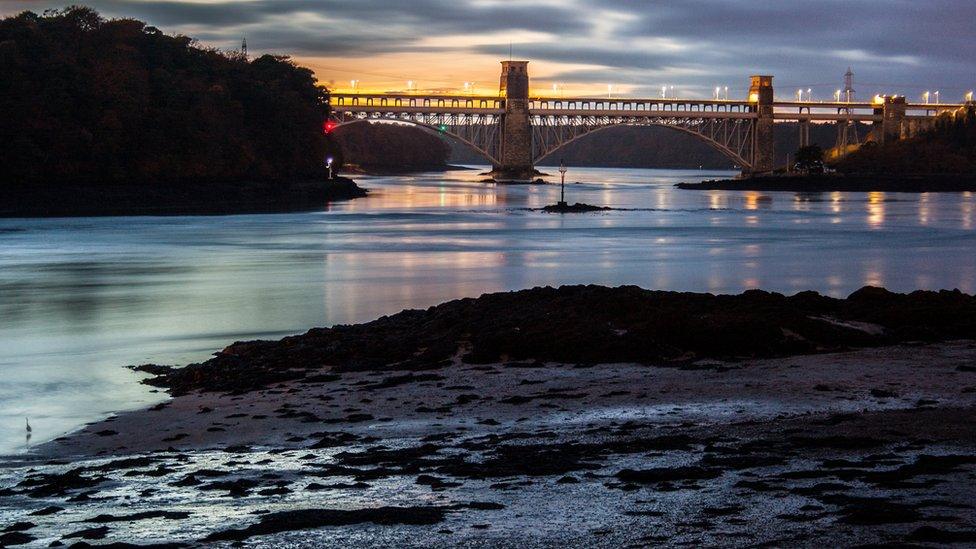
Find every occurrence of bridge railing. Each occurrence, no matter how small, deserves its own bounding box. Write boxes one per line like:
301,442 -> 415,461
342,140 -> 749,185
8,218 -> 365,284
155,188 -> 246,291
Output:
330,94 -> 504,111
529,97 -> 753,113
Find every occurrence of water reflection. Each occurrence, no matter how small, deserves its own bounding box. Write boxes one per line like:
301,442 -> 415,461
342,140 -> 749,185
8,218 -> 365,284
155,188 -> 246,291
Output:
2,166 -> 976,453
867,191 -> 886,228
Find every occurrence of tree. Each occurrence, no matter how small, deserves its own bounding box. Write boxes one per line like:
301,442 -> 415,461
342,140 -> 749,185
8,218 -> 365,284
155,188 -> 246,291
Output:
794,145 -> 825,173
0,7 -> 339,187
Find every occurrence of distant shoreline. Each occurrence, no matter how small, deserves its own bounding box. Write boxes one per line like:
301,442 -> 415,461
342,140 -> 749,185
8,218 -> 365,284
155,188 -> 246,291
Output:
0,177 -> 367,218
676,174 -> 976,193
341,164 -> 474,175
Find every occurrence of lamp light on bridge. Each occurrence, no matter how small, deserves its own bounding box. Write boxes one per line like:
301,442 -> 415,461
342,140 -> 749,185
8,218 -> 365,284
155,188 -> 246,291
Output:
873,94 -> 885,105
923,91 -> 930,104
607,84 -> 613,99
834,89 -> 842,102
967,91 -> 974,102
407,80 -> 414,92
714,86 -> 721,100
724,86 -> 728,100
661,85 -> 667,99
934,91 -> 940,104
350,79 -> 359,92
807,88 -> 812,101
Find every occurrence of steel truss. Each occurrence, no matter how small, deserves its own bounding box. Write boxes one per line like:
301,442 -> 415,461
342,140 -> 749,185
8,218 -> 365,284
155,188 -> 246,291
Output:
335,111 -> 502,165
530,115 -> 757,169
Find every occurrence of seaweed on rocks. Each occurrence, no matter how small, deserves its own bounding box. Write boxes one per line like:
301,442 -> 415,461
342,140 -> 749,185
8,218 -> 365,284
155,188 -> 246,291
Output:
202,506 -> 449,542
138,285 -> 976,395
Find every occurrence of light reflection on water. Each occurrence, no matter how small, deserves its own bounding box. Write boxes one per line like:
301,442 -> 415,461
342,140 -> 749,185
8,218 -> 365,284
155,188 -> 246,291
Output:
1,166 -> 976,453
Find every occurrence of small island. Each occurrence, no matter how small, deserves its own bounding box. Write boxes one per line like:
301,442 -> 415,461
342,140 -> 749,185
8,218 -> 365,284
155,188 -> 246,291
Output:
541,202 -> 611,213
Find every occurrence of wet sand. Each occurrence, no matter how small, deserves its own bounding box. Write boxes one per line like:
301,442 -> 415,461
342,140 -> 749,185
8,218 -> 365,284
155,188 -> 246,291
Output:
3,341 -> 976,546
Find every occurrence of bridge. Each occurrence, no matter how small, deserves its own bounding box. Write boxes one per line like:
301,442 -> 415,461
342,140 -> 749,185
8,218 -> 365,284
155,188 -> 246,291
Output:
328,61 -> 971,180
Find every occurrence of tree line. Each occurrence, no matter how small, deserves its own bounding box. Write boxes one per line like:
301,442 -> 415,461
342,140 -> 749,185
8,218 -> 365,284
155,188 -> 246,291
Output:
836,106 -> 976,174
0,7 -> 339,187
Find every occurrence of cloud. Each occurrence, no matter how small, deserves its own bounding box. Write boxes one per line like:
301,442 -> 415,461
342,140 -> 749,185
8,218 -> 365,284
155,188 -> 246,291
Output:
2,0 -> 974,99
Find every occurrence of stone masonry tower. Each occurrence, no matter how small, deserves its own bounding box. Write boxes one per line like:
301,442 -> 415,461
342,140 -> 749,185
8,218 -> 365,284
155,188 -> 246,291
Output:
872,95 -> 906,144
495,61 -> 534,180
748,75 -> 775,174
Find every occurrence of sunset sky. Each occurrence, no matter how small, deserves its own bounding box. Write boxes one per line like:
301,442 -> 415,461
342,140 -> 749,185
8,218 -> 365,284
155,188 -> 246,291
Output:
3,0 -> 975,100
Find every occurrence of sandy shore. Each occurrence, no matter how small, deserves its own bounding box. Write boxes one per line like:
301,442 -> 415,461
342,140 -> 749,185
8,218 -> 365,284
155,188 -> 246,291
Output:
3,341 -> 976,546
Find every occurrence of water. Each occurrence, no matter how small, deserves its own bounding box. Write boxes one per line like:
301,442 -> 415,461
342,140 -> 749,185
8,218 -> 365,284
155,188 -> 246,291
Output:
2,166 -> 976,454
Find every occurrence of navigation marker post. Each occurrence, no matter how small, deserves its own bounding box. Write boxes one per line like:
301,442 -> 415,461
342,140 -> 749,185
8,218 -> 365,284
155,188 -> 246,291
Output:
558,159 -> 568,207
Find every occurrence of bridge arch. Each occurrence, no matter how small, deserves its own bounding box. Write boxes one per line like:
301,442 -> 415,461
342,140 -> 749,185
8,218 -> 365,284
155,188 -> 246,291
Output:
532,120 -> 753,170
332,117 -> 499,165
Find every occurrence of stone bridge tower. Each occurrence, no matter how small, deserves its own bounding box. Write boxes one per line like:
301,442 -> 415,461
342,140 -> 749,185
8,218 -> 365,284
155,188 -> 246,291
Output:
748,75 -> 775,174
872,96 -> 907,144
495,61 -> 535,181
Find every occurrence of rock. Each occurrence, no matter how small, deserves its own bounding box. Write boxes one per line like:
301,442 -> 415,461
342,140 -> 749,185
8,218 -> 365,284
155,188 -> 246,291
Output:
63,526 -> 109,540
615,466 -> 723,484
203,507 -> 448,542
138,285 -> 976,395
0,532 -> 35,546
541,202 -> 611,213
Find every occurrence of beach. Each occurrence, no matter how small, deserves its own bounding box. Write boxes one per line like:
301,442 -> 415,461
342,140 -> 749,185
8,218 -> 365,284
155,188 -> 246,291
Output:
3,285 -> 976,546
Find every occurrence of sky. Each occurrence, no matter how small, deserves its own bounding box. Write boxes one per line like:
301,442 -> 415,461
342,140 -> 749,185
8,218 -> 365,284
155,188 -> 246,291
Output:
2,0 -> 975,101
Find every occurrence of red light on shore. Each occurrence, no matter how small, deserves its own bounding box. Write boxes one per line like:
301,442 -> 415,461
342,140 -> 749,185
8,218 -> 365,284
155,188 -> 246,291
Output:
323,120 -> 337,134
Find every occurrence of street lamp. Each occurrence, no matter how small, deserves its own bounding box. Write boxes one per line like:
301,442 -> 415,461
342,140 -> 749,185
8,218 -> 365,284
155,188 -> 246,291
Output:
558,160 -> 568,206
834,89 -> 841,102
326,156 -> 334,179
797,89 -> 803,101
607,84 -> 613,99
714,86 -> 721,100
350,79 -> 359,92
923,91 -> 930,104
661,85 -> 667,99
807,88 -> 812,101
934,90 -> 940,104
724,86 -> 728,100
967,91 -> 974,102
669,85 -> 675,99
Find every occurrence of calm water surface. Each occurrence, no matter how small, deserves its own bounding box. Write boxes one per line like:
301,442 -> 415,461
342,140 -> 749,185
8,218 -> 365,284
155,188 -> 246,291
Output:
2,166 -> 976,453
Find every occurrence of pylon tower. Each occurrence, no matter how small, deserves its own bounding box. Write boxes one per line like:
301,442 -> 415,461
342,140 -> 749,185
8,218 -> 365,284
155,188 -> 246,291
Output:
837,67 -> 860,149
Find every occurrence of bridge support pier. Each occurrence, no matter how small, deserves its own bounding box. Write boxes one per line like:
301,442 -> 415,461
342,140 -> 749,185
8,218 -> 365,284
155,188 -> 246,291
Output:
492,61 -> 536,181
871,96 -> 906,144
799,118 -> 811,148
747,75 -> 775,175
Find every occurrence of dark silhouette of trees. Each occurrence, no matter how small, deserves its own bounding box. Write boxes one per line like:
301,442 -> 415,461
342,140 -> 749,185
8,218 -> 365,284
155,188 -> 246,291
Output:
0,6 -> 338,187
794,145 -> 824,173
835,106 -> 976,175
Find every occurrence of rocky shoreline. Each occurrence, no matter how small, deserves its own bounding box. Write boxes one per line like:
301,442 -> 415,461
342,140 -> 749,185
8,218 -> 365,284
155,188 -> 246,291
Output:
138,284 -> 976,396
3,285 -> 976,546
0,177 -> 367,218
676,174 -> 976,192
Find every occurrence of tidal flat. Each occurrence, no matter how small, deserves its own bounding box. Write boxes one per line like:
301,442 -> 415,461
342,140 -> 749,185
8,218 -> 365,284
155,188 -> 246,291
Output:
3,286 -> 976,546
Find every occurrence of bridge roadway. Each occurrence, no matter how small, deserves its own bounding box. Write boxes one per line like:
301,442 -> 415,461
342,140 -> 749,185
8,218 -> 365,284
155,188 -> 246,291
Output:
331,94 -> 962,121
327,61 -> 971,179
